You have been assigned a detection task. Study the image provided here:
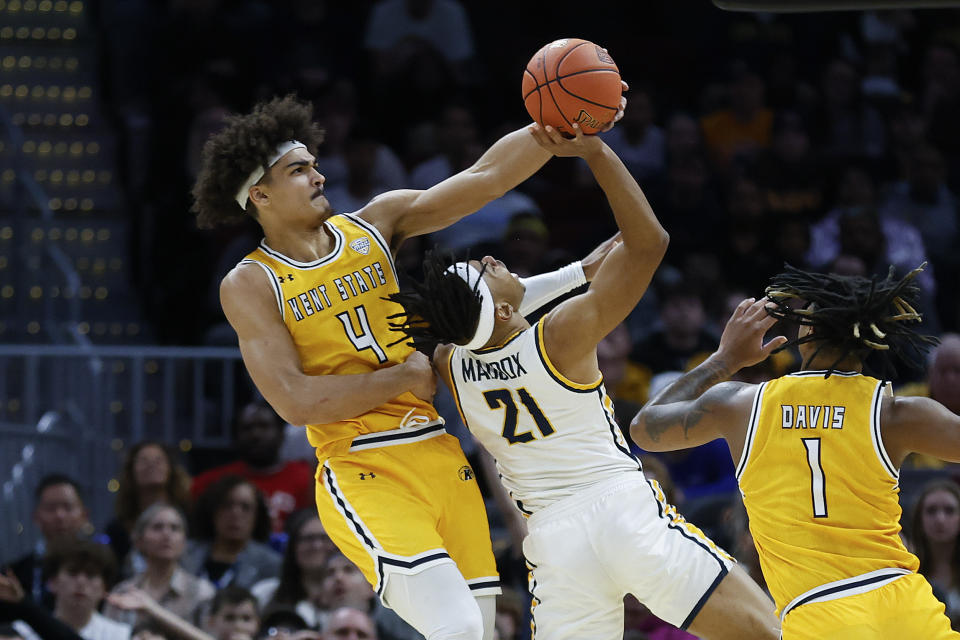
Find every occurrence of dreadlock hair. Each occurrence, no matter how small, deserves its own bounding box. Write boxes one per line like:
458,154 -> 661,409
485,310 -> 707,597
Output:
764,262 -> 939,378
191,94 -> 325,229
385,248 -> 488,354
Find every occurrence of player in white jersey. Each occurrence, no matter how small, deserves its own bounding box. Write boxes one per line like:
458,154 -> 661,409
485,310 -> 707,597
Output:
386,123 -> 779,640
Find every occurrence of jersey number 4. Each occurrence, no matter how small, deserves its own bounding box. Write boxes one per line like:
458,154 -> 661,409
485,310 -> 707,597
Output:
483,388 -> 556,445
336,305 -> 387,363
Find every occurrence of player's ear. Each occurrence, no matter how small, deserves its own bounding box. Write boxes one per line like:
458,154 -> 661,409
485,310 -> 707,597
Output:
249,185 -> 268,206
495,301 -> 513,321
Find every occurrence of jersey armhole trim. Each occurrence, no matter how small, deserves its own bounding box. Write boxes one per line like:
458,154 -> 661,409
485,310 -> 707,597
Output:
446,348 -> 473,434
871,380 -> 899,480
534,319 -> 602,393
341,212 -> 399,282
735,381 -> 767,480
239,258 -> 285,320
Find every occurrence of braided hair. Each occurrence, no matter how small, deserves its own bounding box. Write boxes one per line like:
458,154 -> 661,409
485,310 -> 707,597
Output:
385,249 -> 487,354
764,263 -> 938,378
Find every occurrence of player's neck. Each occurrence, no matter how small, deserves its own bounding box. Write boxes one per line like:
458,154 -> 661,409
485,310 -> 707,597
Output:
483,317 -> 529,350
802,352 -> 862,373
261,219 -> 336,263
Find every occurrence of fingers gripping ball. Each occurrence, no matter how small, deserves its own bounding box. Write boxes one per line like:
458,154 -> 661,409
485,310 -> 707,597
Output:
522,38 -> 622,136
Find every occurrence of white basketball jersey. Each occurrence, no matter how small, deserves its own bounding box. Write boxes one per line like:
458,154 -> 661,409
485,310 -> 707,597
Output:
447,320 -> 641,514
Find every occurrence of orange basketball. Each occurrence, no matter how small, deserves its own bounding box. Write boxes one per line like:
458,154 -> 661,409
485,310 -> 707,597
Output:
522,38 -> 622,136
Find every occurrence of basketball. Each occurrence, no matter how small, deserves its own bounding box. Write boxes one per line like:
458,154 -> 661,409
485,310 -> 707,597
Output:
522,38 -> 622,136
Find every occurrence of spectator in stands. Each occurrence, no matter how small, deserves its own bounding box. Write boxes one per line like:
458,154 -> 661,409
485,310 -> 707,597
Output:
911,479 -> 960,628
255,607 -> 319,640
206,586 -> 260,640
879,143 -> 958,265
810,58 -> 887,161
182,476 -> 281,590
324,607 -> 377,640
20,540 -> 130,640
5,474 -> 91,610
104,504 -> 214,628
719,176 -> 777,295
700,62 -> 773,172
629,277 -> 719,380
317,554 -> 420,640
250,510 -> 335,628
106,442 -> 193,576
595,85 -> 666,182
192,402 -> 314,536
322,122 -> 409,215
0,570 -> 83,640
496,212 -> 550,279
363,0 -> 475,116
749,109 -> 825,219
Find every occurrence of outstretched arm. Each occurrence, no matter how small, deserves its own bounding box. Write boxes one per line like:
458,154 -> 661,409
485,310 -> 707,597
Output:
540,124 -> 668,375
106,588 -> 215,640
361,85 -> 628,247
631,298 -> 787,453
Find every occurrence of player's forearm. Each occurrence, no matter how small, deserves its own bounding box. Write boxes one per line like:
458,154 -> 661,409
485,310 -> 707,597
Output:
648,353 -> 735,407
471,126 -> 553,194
141,600 -> 215,640
279,366 -> 417,426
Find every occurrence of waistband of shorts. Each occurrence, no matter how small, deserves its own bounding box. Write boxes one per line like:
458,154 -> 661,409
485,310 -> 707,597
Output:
780,567 -> 912,621
348,420 -> 446,452
526,471 -> 647,529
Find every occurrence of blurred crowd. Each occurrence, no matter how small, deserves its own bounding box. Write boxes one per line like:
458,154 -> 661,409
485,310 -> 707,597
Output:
5,1 -> 960,639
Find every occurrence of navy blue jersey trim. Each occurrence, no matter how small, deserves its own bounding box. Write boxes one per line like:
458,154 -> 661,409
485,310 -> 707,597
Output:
470,329 -> 526,354
597,388 -> 641,468
352,423 -> 445,446
533,321 -> 597,394
785,570 -> 906,617
467,580 -> 501,591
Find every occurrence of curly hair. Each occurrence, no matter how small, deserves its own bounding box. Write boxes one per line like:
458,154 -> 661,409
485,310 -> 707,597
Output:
115,440 -> 192,532
385,248 -> 486,354
191,94 -> 325,229
764,263 -> 938,378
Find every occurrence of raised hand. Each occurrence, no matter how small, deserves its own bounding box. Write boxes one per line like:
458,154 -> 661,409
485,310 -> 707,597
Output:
0,569 -> 25,603
718,297 -> 789,371
601,80 -> 630,132
528,121 -> 605,158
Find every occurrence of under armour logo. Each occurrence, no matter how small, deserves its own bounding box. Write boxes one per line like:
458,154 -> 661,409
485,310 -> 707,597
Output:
277,274 -> 294,283
458,466 -> 474,481
350,237 -> 370,255
359,472 -> 376,480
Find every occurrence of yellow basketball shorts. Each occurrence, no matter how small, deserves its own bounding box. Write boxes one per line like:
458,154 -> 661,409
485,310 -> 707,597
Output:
782,572 -> 958,639
314,424 -> 500,599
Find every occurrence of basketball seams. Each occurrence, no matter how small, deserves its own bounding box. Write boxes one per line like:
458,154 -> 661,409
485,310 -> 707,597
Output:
556,69 -> 621,111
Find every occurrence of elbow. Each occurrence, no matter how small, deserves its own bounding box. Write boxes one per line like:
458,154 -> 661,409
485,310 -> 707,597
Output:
629,412 -> 663,452
651,228 -> 669,256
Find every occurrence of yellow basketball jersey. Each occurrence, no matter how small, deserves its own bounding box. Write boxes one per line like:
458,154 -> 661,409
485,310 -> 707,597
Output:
240,213 -> 437,456
736,371 -> 919,615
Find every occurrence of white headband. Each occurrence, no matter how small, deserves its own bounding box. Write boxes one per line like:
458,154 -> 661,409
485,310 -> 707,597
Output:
234,140 -> 308,210
447,262 -> 496,351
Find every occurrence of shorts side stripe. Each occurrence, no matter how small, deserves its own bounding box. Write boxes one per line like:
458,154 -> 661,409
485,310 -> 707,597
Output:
646,479 -> 733,568
322,462 -> 381,550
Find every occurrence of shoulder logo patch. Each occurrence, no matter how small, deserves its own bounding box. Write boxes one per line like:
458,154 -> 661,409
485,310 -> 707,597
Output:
350,237 -> 371,255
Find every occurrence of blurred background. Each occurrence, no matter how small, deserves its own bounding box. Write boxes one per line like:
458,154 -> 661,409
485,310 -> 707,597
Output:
2,1 -> 960,638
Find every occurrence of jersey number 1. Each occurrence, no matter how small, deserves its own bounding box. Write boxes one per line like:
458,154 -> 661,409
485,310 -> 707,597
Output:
336,305 -> 388,363
802,438 -> 828,518
483,388 -> 556,445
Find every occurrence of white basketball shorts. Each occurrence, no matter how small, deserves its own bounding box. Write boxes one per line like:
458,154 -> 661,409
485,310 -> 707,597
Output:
522,471 -> 735,640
